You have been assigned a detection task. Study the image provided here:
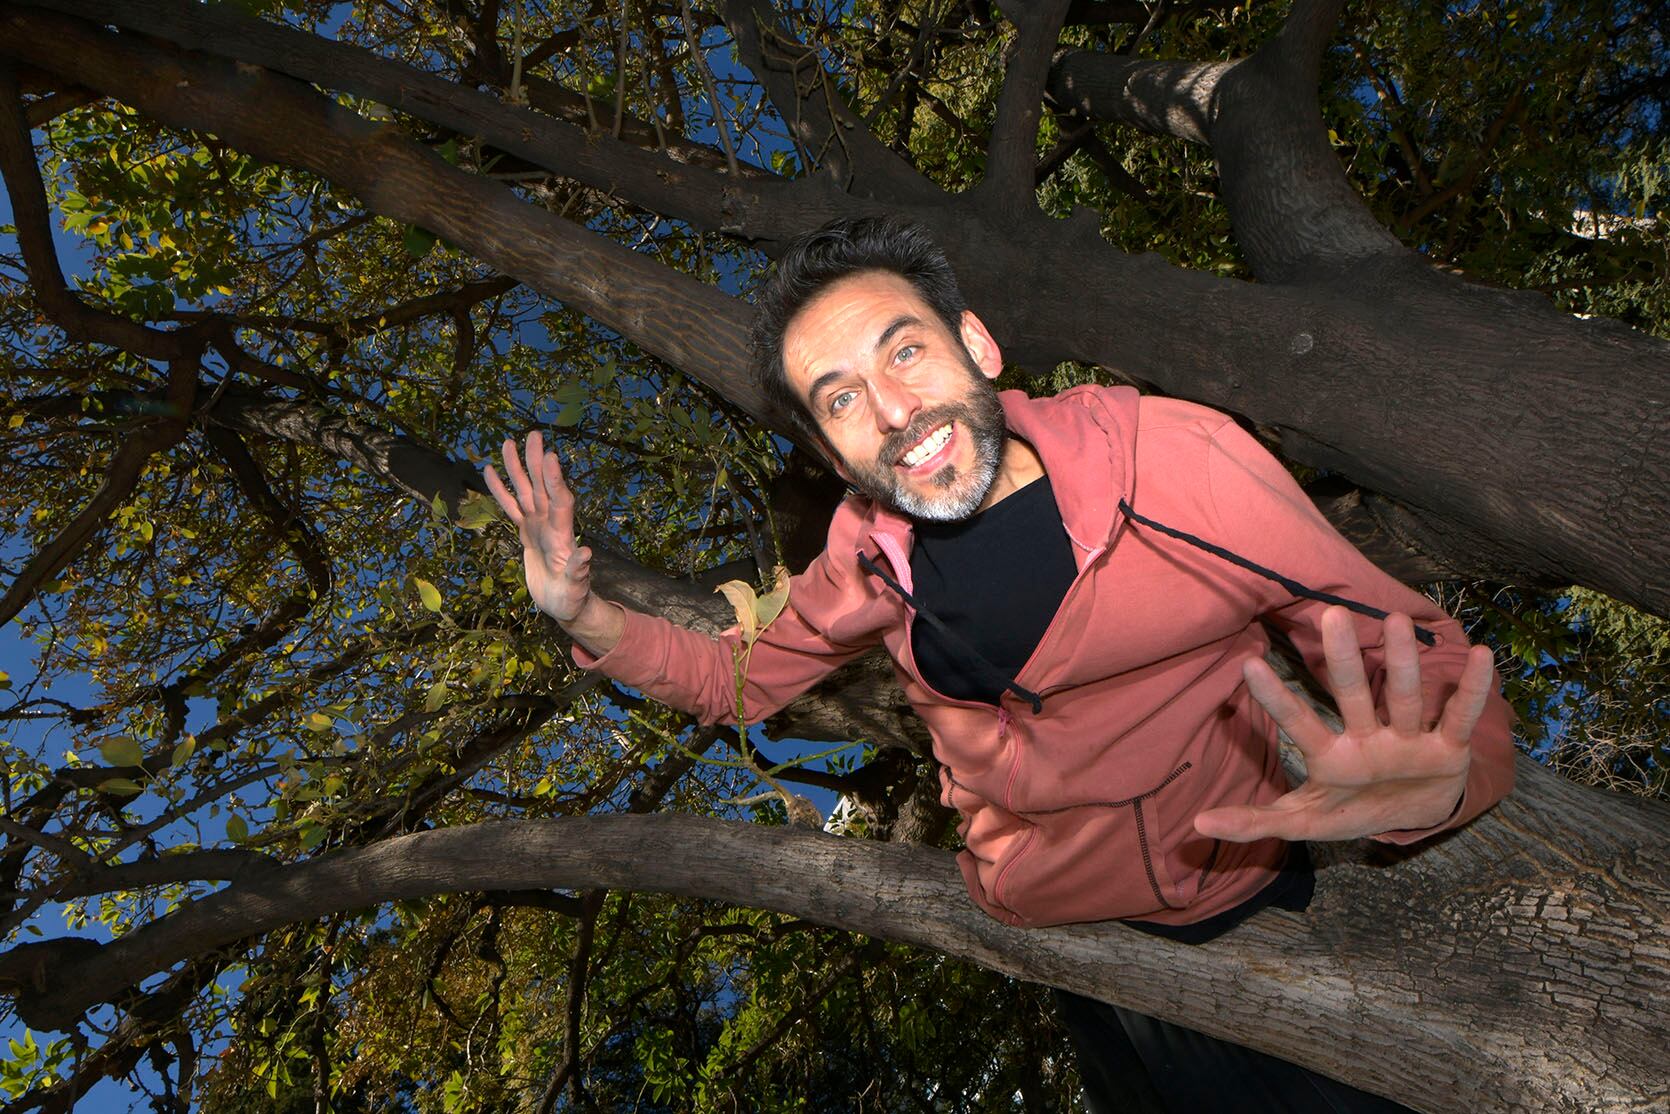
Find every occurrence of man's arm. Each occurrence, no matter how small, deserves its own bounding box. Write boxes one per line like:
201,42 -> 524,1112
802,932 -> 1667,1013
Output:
485,433 -> 883,725
1188,416 -> 1517,844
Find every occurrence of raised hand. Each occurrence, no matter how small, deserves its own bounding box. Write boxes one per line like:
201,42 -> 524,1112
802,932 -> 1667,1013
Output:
1194,606 -> 1497,843
483,431 -> 594,623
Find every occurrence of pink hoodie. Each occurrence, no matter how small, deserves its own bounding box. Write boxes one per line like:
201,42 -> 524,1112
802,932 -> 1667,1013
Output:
576,386 -> 1516,928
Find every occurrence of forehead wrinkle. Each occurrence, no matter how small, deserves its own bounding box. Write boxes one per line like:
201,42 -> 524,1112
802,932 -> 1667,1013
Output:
803,312 -> 927,409
785,274 -> 936,406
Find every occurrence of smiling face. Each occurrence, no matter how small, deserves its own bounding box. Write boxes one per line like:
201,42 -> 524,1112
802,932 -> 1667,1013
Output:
782,270 -> 1011,522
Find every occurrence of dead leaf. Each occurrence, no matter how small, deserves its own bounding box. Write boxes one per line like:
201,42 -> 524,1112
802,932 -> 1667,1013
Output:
753,566 -> 791,634
714,579 -> 759,646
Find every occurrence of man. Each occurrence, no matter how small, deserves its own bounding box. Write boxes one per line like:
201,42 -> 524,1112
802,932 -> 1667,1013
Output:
485,217 -> 1515,1111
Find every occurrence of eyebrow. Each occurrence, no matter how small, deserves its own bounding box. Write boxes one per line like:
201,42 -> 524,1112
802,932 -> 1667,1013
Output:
805,315 -> 926,409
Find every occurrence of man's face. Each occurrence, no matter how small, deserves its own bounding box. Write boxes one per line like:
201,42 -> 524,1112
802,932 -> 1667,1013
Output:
782,271 -> 1007,522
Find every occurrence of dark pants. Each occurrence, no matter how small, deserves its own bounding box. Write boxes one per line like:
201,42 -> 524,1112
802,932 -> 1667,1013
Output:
1055,991 -> 1413,1114
1055,846 -> 1412,1113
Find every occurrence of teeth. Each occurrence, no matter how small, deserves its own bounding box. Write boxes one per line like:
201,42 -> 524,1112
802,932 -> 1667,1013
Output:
900,423 -> 952,468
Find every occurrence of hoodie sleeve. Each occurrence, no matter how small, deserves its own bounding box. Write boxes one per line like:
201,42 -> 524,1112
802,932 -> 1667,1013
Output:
571,508 -> 892,726
1202,416 -> 1517,844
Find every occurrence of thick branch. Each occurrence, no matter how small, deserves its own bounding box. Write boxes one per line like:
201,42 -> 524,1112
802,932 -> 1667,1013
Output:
1051,0 -> 1400,280
22,0 -> 801,247
980,0 -> 1073,204
0,764 -> 1664,1112
0,7 -> 780,425
1205,0 -> 1402,280
1048,51 -> 1233,144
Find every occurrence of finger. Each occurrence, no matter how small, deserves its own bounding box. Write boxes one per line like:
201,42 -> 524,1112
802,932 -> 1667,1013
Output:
544,450 -> 575,534
1383,612 -> 1423,735
525,431 -> 549,515
1437,644 -> 1496,744
1242,657 -> 1332,754
1321,606 -> 1379,735
500,436 -> 536,509
1194,801 -> 1307,844
481,464 -> 525,526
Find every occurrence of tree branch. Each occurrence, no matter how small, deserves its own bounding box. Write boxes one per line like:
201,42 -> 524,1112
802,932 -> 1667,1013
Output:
48,849 -> 279,900
0,62 -> 198,361
0,368 -> 194,627
12,12 -> 792,423
0,771 -> 1664,1111
719,0 -> 934,199
22,0 -> 794,248
979,0 -> 1073,205
1048,50 -> 1234,145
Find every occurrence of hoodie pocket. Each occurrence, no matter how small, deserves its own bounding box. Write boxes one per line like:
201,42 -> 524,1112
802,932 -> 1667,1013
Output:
993,762 -> 1195,923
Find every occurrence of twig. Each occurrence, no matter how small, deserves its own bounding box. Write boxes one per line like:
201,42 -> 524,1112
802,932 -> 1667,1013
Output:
681,0 -> 741,174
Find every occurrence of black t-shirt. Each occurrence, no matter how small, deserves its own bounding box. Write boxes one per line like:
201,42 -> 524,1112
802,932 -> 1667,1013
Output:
909,475 -> 1077,705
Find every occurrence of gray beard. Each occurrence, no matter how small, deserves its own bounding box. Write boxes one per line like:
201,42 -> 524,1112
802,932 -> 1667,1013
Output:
840,372 -> 1007,522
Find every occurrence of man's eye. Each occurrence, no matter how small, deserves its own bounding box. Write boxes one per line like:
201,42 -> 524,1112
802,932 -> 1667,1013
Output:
894,345 -> 918,364
829,390 -> 857,413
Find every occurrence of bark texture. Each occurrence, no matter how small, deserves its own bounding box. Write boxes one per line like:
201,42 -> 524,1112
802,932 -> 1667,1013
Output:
7,0 -> 1667,618
0,757 -> 1663,1114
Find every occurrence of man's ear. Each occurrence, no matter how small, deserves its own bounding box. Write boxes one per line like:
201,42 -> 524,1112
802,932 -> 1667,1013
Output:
958,310 -> 1004,381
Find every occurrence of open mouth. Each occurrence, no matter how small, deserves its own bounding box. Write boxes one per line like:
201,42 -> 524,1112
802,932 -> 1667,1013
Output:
898,422 -> 953,470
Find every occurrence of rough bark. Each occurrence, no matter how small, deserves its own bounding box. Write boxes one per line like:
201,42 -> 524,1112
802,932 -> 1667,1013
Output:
0,757 -> 1663,1114
6,0 -> 1667,618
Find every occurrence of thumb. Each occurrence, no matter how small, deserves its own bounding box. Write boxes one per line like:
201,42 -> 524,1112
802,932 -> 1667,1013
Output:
565,546 -> 593,582
1194,804 -> 1291,843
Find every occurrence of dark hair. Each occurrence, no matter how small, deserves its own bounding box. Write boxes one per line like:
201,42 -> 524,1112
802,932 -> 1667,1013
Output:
750,216 -> 966,437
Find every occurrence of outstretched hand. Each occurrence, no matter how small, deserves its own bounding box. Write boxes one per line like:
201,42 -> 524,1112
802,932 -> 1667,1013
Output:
483,431 -> 593,624
1194,606 -> 1496,843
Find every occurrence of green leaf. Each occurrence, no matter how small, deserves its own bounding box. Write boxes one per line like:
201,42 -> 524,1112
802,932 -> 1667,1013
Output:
99,736 -> 144,767
403,225 -> 437,258
423,679 -> 449,712
414,577 -> 443,612
97,778 -> 143,796
226,814 -> 249,843
170,736 -> 197,768
714,579 -> 759,646
753,566 -> 792,633
456,491 -> 500,532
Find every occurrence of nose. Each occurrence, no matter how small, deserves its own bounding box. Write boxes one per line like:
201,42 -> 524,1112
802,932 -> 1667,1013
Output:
866,371 -> 921,432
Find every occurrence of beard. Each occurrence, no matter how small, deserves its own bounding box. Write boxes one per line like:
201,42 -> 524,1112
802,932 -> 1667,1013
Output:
839,360 -> 1007,522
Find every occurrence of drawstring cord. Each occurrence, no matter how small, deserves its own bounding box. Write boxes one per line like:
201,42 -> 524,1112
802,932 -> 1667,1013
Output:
858,500 -> 1440,717
1114,500 -> 1438,646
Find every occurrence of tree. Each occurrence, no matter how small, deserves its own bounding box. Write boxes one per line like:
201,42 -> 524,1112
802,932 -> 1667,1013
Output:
0,0 -> 1665,1109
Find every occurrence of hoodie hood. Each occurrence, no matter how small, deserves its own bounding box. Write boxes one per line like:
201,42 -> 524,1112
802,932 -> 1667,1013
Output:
1000,385 -> 1139,558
